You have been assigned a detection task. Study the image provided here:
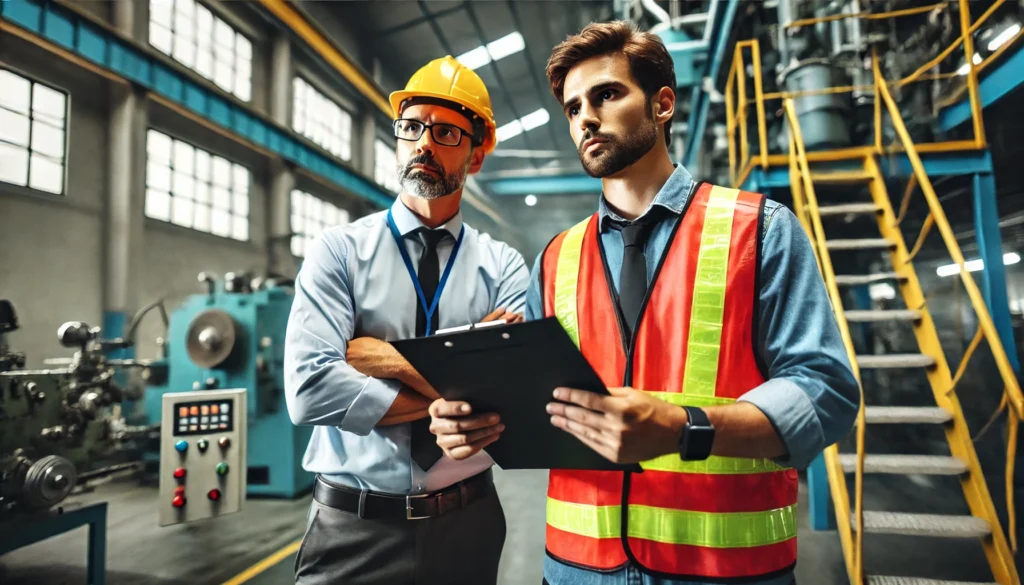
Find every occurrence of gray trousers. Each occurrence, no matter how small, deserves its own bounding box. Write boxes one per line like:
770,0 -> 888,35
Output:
294,486 -> 507,585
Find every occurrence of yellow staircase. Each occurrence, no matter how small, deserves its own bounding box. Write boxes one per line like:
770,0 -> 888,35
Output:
781,56 -> 1023,585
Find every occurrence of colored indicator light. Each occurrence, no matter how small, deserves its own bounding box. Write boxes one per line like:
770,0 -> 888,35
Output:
174,486 -> 185,496
175,440 -> 188,453
172,495 -> 186,508
197,439 -> 209,452
218,437 -> 231,449
207,488 -> 222,501
173,467 -> 186,479
216,462 -> 229,476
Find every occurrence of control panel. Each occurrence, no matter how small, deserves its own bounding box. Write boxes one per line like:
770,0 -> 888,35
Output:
159,388 -> 247,526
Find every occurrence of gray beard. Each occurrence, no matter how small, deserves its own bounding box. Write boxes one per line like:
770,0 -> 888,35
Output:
397,162 -> 469,200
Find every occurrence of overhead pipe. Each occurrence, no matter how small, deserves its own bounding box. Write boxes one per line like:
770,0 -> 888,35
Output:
642,0 -> 674,33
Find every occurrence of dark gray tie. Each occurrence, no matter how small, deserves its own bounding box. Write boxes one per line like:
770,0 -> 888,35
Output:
410,228 -> 449,470
618,220 -> 656,338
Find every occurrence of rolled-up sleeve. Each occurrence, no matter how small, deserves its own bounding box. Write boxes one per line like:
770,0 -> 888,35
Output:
494,243 -> 531,315
738,204 -> 860,470
283,231 -> 399,436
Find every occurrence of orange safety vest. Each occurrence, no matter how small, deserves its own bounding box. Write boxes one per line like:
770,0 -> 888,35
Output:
541,182 -> 799,580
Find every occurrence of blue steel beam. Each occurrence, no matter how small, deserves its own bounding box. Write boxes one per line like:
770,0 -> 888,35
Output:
682,0 -> 738,169
973,171 -> 1021,372
938,43 -> 1024,132
0,0 -> 395,208
488,174 -> 602,196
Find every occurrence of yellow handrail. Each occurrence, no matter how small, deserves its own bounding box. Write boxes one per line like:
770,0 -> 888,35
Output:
785,0 -> 949,29
783,99 -> 866,585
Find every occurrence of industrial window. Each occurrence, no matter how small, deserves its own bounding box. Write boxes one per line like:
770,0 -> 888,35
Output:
0,69 -> 67,195
290,190 -> 351,257
149,0 -> 252,102
292,77 -> 352,161
145,129 -> 250,241
374,139 -> 400,194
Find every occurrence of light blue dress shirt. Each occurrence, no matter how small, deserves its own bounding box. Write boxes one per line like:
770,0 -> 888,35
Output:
527,165 -> 859,584
284,198 -> 530,495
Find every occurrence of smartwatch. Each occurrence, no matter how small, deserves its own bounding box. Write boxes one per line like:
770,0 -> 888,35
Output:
678,406 -> 715,461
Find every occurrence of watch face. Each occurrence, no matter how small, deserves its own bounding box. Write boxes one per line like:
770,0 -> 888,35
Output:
688,427 -> 715,460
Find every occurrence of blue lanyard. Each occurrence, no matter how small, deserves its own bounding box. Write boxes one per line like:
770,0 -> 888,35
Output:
387,209 -> 465,336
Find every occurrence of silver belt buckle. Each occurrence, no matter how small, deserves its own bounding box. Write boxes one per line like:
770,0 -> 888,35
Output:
406,494 -> 432,520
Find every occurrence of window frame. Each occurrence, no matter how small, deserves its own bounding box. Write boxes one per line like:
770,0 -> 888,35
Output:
289,189 -> 352,258
0,65 -> 71,197
373,138 -> 400,195
291,75 -> 354,162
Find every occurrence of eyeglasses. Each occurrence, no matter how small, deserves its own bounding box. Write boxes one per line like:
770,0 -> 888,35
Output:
393,119 -> 475,147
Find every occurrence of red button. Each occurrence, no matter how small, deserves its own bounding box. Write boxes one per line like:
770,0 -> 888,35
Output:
207,488 -> 221,501
173,467 -> 186,479
174,486 -> 186,496
172,495 -> 186,508
218,437 -> 231,449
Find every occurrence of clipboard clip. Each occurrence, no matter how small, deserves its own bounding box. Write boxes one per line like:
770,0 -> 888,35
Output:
435,319 -> 508,336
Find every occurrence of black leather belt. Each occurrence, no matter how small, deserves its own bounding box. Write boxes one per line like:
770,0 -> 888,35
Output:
313,469 -> 493,520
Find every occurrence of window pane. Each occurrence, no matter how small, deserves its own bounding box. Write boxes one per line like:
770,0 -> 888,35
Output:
32,84 -> 65,123
196,5 -> 213,34
194,149 -> 211,181
211,208 -> 231,236
0,71 -> 31,115
232,216 -> 248,241
236,35 -> 251,61
338,209 -> 351,225
196,42 -> 213,78
172,172 -> 193,197
212,187 -> 230,210
145,189 -> 171,221
150,23 -> 173,55
29,122 -> 64,159
307,196 -> 321,217
194,181 -> 209,204
0,142 -> 29,186
291,214 -> 304,235
291,235 -> 303,257
173,140 -> 194,174
212,157 -> 231,187
324,205 -> 337,226
0,110 -> 30,146
172,195 -> 194,227
233,193 -> 248,216
147,130 -> 172,163
234,76 -> 250,102
291,190 -> 304,213
174,11 -> 194,41
150,0 -> 173,26
194,202 -> 211,232
29,155 -> 63,193
176,0 -> 195,18
174,39 -> 197,69
214,19 -> 234,51
214,59 -> 233,92
232,165 -> 248,192
147,161 -> 171,191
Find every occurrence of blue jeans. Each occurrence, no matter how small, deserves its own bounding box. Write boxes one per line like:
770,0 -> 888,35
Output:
542,555 -> 796,585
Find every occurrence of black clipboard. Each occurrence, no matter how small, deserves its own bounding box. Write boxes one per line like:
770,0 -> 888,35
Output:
392,317 -> 636,472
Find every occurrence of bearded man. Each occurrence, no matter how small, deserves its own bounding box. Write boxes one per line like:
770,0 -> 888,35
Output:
284,55 -> 529,585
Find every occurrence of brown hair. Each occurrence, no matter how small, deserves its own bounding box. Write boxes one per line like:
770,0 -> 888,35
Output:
546,21 -> 676,147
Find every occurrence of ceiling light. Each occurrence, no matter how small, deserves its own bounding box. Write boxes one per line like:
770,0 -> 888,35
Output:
936,252 -> 1019,276
519,108 -> 550,131
988,23 -> 1021,51
957,53 -> 983,75
456,31 -> 525,70
496,120 -> 523,142
525,194 -> 537,206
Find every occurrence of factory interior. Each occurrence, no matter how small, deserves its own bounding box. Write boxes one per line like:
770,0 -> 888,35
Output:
2,0 -> 1024,583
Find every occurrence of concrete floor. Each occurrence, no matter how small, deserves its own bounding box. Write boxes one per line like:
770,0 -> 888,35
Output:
0,468 -> 1008,585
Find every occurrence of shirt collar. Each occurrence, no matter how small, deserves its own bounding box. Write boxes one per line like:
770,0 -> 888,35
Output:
598,164 -> 695,232
389,197 -> 464,239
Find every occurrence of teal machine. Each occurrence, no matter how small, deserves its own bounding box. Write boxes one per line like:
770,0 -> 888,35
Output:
142,272 -> 313,498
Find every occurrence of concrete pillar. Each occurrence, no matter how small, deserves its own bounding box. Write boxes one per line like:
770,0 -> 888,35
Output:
103,0 -> 147,345
268,32 -> 298,276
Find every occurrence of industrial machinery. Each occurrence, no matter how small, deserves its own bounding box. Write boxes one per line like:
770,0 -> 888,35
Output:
142,271 -> 313,498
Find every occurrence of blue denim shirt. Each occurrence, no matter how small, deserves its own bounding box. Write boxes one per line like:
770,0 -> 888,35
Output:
524,165 -> 860,471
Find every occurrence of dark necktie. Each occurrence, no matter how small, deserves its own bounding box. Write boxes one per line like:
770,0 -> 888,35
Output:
410,228 -> 449,470
618,219 -> 656,338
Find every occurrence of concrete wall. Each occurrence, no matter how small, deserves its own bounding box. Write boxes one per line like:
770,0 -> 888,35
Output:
0,37 -> 109,368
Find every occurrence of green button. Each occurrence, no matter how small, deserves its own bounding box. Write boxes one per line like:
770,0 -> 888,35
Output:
216,462 -> 229,476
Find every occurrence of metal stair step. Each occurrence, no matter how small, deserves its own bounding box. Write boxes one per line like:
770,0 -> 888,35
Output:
810,170 -> 875,184
857,354 -> 936,368
864,406 -> 952,424
853,512 -> 990,538
839,454 -> 968,475
844,309 -> 921,322
835,272 -> 903,285
818,203 -> 880,217
826,238 -> 895,250
867,577 -> 998,585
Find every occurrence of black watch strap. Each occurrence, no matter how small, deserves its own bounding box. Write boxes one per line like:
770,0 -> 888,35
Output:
679,406 -> 714,461
684,406 -> 710,427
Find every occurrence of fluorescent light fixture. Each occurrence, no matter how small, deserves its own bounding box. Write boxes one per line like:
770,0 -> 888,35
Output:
936,252 -> 1020,276
525,194 -> 538,206
988,23 -> 1021,51
957,53 -> 983,75
456,31 -> 525,70
519,108 -> 550,131
496,120 -> 523,142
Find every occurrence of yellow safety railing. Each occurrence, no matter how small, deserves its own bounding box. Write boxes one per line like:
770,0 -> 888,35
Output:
872,50 -> 1024,551
783,99 -> 866,585
726,0 -> 1019,187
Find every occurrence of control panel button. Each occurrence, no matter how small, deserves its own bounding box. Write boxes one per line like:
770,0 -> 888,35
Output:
197,439 -> 209,452
208,488 -> 222,501
218,437 -> 231,449
174,486 -> 185,496
173,467 -> 186,479
175,440 -> 188,453
216,462 -> 229,476
172,495 -> 186,508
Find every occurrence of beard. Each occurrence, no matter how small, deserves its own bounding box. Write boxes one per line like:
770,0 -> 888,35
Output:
397,154 -> 469,200
577,112 -> 658,178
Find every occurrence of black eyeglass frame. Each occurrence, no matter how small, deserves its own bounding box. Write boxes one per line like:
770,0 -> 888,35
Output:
393,119 -> 479,147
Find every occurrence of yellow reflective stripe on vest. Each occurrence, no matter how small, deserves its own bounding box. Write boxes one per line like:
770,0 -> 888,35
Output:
682,186 -> 741,398
554,217 -> 591,348
547,498 -> 798,548
640,392 -> 786,474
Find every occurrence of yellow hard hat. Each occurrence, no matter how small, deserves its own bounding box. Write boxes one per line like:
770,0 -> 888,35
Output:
389,56 -> 498,153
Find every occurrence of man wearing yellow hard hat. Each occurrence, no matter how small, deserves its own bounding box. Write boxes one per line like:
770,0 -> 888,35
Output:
285,55 -> 529,584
